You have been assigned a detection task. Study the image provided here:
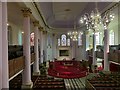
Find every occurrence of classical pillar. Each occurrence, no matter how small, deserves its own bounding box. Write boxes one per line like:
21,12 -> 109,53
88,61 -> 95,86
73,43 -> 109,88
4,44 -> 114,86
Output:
39,27 -> 44,64
21,8 -> 33,88
0,2 -> 2,89
82,31 -> 87,60
33,21 -> 40,75
2,2 -> 9,88
0,3 -> 2,89
92,33 -> 97,65
70,39 -> 75,58
52,33 -> 57,59
104,29 -> 109,71
44,31 -> 47,62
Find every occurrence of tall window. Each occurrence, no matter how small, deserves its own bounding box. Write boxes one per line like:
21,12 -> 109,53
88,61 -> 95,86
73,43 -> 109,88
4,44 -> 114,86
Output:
78,33 -> 82,46
109,31 -> 114,45
57,34 -> 70,46
67,38 -> 70,46
95,32 -> 100,45
58,38 -> 60,46
61,34 -> 67,46
30,32 -> 34,46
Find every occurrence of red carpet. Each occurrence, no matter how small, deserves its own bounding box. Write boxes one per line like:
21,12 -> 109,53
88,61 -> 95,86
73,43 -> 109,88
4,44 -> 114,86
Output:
48,60 -> 88,79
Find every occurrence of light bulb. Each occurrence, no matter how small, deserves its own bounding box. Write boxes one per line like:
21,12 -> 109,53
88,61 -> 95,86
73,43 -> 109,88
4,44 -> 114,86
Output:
97,13 -> 100,17
90,11 -> 94,18
80,19 -> 84,24
85,21 -> 88,25
112,15 -> 115,18
104,25 -> 107,30
67,32 -> 70,35
110,14 -> 113,18
84,15 -> 87,20
106,19 -> 109,22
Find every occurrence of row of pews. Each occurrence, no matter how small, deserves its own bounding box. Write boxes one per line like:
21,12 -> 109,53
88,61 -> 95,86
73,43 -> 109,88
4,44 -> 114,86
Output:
64,78 -> 86,90
9,73 -> 65,90
33,77 -> 65,90
88,45 -> 120,62
86,72 -> 120,90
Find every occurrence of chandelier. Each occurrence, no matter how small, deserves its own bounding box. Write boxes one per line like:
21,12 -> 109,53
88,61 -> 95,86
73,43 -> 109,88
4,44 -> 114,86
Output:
67,31 -> 78,41
80,3 -> 115,31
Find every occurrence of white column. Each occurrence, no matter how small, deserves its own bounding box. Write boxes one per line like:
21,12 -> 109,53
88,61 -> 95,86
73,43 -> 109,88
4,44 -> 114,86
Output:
0,2 -> 2,89
44,31 -> 47,61
21,8 -> 33,88
92,33 -> 97,65
40,28 -> 44,64
33,21 -> 40,75
52,34 -> 57,59
71,41 -> 75,58
104,29 -> 109,71
82,31 -> 87,60
2,2 -> 9,88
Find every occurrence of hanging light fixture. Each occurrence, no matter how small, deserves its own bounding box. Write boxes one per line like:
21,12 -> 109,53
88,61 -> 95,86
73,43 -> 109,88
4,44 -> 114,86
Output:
67,21 -> 80,41
67,31 -> 78,41
80,2 -> 115,31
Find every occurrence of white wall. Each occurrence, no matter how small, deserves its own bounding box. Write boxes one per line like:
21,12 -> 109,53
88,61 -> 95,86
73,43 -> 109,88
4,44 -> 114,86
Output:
8,22 -> 23,45
46,32 -> 53,61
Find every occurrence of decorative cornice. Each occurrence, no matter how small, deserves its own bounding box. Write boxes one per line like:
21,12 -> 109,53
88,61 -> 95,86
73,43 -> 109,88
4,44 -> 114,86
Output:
33,21 -> 39,27
38,26 -> 44,31
21,8 -> 32,17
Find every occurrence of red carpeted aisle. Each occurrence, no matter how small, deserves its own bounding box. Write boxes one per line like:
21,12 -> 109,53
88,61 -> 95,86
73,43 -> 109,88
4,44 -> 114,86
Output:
48,60 -> 88,78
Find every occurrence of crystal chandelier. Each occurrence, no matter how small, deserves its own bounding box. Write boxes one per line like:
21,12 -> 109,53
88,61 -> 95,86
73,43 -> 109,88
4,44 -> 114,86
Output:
67,21 -> 81,41
67,31 -> 78,41
80,3 -> 115,31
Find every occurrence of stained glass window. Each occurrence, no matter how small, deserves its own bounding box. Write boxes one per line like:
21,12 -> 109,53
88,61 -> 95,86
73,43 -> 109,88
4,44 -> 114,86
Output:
61,34 -> 67,46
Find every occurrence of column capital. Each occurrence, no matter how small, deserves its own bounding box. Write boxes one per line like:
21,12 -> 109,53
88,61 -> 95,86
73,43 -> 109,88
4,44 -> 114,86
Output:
43,31 -> 47,34
21,8 -> 32,17
38,26 -> 43,31
33,21 -> 39,27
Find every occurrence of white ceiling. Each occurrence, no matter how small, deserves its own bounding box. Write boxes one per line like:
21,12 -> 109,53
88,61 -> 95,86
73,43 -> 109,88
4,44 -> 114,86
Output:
52,2 -> 88,21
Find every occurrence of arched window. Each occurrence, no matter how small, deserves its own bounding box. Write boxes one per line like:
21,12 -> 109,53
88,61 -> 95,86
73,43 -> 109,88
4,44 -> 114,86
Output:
61,34 -> 66,46
57,34 -> 71,46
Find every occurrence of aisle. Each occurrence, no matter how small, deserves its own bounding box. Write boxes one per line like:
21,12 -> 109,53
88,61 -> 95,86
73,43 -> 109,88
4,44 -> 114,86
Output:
64,77 -> 86,90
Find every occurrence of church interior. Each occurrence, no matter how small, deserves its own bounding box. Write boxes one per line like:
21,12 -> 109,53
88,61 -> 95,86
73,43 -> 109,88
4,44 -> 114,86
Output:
0,1 -> 120,90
